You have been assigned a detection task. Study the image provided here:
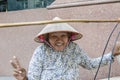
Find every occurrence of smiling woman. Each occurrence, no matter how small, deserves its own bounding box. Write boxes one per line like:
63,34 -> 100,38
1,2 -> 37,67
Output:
10,17 -> 120,80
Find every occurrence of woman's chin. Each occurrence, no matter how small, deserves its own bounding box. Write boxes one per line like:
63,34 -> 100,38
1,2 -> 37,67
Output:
55,48 -> 64,51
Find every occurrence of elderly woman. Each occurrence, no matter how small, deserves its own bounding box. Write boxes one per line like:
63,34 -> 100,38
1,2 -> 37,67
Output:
10,17 -> 120,80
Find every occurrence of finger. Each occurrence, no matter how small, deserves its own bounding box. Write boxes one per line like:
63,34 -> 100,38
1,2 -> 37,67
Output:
13,72 -> 19,77
10,60 -> 18,69
13,72 -> 22,78
13,56 -> 21,68
13,71 -> 26,80
14,69 -> 22,74
10,56 -> 21,69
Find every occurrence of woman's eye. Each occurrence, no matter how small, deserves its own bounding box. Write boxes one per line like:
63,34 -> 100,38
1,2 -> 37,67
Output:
51,36 -> 57,39
62,35 -> 67,38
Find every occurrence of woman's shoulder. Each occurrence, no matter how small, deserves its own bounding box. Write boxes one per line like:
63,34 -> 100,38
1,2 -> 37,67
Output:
67,42 -> 77,50
34,43 -> 46,53
32,43 -> 47,57
69,42 -> 82,50
69,42 -> 78,47
36,43 -> 46,50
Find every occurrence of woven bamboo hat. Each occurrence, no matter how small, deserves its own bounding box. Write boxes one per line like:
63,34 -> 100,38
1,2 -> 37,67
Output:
34,17 -> 83,43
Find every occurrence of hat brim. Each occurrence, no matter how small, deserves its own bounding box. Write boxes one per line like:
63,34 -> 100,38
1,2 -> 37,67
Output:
34,30 -> 83,43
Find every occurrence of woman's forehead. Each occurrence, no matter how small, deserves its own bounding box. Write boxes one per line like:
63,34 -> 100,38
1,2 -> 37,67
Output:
49,32 -> 68,35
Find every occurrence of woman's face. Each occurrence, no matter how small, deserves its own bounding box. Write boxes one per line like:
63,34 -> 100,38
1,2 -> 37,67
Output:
48,32 -> 69,51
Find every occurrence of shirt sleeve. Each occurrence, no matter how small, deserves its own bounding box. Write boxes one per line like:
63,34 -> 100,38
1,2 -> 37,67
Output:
27,46 -> 44,80
75,45 -> 114,70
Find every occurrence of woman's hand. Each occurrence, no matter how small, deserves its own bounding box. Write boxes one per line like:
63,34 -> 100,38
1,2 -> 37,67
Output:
113,42 -> 120,56
10,56 -> 27,80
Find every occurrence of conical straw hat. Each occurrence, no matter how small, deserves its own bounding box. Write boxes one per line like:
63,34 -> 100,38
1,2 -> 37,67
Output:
34,17 -> 83,43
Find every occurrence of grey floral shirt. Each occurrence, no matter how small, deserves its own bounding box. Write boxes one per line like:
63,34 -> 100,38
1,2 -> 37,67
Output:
28,42 -> 113,80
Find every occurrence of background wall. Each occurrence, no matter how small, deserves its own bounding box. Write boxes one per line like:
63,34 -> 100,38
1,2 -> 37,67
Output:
0,1 -> 120,80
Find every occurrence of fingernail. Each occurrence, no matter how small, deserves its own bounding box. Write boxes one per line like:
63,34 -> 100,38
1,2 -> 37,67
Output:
9,60 -> 12,63
13,56 -> 16,59
19,71 -> 22,73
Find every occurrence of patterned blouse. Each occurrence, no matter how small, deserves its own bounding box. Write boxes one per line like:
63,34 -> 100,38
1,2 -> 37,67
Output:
28,42 -> 113,80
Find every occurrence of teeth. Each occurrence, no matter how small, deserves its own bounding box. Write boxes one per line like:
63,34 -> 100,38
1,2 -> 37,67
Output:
56,43 -> 62,46
56,42 -> 63,46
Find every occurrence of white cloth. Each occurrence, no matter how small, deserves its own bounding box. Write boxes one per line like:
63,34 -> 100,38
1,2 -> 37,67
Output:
28,42 -> 113,80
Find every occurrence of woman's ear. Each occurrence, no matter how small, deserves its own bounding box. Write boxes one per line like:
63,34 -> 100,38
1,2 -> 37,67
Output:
71,33 -> 76,40
38,35 -> 45,42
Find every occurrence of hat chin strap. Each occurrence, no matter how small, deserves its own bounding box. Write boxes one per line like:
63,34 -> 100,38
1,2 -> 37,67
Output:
44,40 -> 54,49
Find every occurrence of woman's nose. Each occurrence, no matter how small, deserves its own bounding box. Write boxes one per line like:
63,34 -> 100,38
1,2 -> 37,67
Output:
56,37 -> 62,41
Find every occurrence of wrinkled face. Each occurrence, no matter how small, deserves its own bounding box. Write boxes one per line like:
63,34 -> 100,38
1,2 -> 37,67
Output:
48,32 -> 69,51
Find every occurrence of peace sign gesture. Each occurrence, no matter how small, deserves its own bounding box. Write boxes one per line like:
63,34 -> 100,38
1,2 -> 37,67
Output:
10,56 -> 27,80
